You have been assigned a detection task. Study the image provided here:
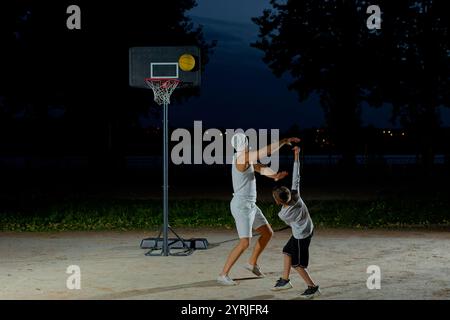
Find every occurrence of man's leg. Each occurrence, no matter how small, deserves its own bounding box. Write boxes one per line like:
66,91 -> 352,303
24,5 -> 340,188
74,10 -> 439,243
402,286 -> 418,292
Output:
248,224 -> 273,266
220,238 -> 250,276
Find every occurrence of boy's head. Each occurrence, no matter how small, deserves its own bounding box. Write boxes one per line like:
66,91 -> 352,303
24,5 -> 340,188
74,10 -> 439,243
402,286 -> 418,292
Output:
272,186 -> 291,205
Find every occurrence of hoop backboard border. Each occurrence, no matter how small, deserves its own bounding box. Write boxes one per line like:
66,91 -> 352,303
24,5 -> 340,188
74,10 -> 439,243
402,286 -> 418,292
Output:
129,46 -> 201,89
150,62 -> 179,79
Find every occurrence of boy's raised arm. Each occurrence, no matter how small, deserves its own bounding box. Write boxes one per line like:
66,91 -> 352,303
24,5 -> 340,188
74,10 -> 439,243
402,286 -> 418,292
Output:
291,147 -> 301,197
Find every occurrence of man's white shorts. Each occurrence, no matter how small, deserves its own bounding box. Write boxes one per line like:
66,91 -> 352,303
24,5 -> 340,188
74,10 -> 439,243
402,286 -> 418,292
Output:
230,197 -> 269,238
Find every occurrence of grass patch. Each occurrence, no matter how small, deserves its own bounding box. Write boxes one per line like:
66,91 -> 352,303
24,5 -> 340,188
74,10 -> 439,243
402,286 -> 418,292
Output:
0,198 -> 449,232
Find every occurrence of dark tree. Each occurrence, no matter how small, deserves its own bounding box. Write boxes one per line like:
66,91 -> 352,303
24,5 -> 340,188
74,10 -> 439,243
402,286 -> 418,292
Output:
252,0 -> 450,167
372,1 -> 450,170
0,0 -> 214,168
252,0 -> 374,165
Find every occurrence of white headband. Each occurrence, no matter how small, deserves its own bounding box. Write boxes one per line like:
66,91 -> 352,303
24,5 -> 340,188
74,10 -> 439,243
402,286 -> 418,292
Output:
231,133 -> 248,152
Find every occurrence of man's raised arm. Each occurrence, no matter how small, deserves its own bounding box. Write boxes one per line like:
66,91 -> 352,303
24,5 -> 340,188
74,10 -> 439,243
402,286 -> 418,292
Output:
243,137 -> 301,164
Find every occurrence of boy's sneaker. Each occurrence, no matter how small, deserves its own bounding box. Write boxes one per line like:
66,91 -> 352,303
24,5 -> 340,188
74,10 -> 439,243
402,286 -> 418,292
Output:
243,263 -> 265,277
300,285 -> 321,299
271,278 -> 293,291
217,275 -> 237,286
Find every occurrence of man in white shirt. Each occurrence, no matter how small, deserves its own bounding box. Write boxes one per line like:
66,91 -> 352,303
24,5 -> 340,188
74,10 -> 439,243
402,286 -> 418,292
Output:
217,133 -> 300,286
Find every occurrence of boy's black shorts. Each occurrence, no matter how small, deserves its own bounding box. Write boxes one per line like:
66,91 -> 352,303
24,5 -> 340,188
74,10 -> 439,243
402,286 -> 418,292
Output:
282,232 -> 313,268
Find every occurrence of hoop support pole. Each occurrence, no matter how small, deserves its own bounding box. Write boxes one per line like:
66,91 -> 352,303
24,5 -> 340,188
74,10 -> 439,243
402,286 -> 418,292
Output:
162,101 -> 169,256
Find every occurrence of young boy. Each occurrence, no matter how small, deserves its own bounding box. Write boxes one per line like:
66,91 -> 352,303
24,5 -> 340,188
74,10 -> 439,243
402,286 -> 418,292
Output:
271,146 -> 321,299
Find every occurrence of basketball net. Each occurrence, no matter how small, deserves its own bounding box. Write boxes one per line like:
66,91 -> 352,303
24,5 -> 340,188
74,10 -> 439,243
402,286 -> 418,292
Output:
145,78 -> 180,106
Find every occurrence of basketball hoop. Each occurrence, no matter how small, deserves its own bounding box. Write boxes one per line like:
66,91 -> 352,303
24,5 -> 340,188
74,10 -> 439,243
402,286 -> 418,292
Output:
145,78 -> 180,106
130,47 -> 203,257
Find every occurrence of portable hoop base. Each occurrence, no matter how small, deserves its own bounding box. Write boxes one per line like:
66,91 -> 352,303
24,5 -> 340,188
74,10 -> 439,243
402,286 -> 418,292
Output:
141,237 -> 209,251
142,225 -> 196,256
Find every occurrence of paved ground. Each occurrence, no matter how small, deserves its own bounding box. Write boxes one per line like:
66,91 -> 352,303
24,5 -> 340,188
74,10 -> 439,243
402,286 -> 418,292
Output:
0,229 -> 449,300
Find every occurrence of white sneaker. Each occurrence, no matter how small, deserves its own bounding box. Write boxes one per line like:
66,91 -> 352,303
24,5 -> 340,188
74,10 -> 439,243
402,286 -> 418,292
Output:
244,263 -> 265,277
271,277 -> 293,291
217,275 -> 237,286
299,285 -> 321,299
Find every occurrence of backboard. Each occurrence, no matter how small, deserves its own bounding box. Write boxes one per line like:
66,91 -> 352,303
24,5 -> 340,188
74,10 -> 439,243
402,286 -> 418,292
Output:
129,46 -> 201,89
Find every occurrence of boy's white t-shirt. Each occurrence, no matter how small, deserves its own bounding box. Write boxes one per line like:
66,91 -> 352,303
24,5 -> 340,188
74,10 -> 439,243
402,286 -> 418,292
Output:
278,161 -> 314,239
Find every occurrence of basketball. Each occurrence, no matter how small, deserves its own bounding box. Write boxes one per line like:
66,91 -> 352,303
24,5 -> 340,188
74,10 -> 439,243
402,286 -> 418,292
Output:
178,54 -> 196,72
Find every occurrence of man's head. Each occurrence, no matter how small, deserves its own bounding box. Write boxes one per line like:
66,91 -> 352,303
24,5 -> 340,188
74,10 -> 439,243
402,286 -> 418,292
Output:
231,133 -> 248,153
272,186 -> 291,205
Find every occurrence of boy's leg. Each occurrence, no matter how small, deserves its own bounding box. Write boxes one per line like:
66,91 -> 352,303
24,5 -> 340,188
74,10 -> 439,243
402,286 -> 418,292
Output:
282,254 -> 292,280
293,266 -> 316,287
271,252 -> 294,291
293,234 -> 317,287
221,238 -> 250,276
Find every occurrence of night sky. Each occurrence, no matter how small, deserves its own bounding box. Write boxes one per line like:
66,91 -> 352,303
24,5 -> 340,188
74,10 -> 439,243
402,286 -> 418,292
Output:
153,0 -> 450,131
